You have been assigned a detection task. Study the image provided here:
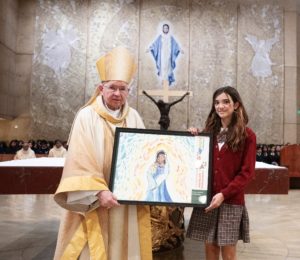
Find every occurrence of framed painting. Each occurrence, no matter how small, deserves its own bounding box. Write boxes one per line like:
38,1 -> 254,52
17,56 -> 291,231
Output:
109,128 -> 213,207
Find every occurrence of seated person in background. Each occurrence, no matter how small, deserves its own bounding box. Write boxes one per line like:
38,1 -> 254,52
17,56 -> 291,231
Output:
48,140 -> 54,150
269,145 -> 279,165
48,140 -> 67,158
0,141 -> 7,154
17,140 -> 24,151
14,141 -> 36,160
256,145 -> 263,162
261,145 -> 270,164
39,140 -> 50,154
31,140 -> 40,154
62,141 -> 68,151
275,145 -> 282,165
7,139 -> 19,154
28,139 -> 35,150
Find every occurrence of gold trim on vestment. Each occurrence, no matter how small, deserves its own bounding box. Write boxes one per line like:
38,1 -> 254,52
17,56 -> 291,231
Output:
60,211 -> 108,260
137,206 -> 153,260
66,91 -> 129,145
55,176 -> 108,195
91,97 -> 129,124
54,176 -> 108,212
61,222 -> 87,260
85,210 -> 107,260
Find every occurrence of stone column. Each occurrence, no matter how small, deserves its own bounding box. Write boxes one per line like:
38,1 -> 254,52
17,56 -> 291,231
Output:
0,0 -> 36,141
284,0 -> 300,143
0,0 -> 18,139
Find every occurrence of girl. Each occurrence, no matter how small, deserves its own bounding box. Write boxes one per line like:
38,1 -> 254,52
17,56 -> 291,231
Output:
187,86 -> 256,260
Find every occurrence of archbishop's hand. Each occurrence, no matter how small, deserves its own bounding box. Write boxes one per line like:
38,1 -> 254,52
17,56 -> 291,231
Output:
97,190 -> 120,209
205,193 -> 224,213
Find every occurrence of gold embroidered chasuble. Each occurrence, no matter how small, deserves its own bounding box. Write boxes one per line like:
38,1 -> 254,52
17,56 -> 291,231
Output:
54,96 -> 152,260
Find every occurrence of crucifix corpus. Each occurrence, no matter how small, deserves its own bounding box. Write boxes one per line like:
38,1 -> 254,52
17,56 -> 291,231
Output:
140,80 -> 192,130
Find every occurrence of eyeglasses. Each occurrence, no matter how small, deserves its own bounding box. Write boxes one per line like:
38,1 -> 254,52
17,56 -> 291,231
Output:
104,85 -> 129,94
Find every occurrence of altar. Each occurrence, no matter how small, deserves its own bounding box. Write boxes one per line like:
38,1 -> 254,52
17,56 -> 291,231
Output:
245,161 -> 289,194
0,158 -> 63,194
0,158 -> 289,194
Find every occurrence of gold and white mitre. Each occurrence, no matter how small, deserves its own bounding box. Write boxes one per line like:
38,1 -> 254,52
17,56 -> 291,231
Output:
96,46 -> 136,84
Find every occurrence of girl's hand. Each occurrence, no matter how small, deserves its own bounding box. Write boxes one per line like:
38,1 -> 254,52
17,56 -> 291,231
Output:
188,127 -> 200,135
205,193 -> 224,213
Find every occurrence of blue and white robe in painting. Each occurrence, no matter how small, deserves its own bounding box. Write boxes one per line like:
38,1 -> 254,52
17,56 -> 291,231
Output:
145,163 -> 172,202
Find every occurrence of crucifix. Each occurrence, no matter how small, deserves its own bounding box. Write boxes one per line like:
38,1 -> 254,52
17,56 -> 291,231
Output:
140,79 -> 191,252
140,80 -> 192,130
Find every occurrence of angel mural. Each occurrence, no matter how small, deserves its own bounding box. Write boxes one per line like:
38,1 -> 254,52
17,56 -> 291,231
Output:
40,27 -> 79,76
245,34 -> 279,80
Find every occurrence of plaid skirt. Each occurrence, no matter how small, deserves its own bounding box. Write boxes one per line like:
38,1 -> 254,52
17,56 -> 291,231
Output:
186,203 -> 250,246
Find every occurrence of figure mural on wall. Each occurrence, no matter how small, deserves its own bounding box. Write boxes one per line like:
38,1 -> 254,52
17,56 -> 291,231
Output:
142,90 -> 189,130
147,23 -> 183,86
245,34 -> 279,82
40,27 -> 79,76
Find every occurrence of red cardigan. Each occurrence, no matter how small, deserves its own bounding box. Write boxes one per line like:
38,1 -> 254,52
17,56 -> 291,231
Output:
212,127 -> 256,205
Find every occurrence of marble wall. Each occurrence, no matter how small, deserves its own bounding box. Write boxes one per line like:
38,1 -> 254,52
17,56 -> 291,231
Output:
87,0 -> 140,107
31,0 -> 88,139
237,0 -> 284,143
1,0 -> 298,144
189,0 -> 238,131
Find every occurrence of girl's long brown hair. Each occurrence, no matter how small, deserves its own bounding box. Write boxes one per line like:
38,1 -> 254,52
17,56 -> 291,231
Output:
204,86 -> 249,151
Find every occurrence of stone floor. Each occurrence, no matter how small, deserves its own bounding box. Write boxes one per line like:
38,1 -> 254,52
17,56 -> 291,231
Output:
0,191 -> 299,260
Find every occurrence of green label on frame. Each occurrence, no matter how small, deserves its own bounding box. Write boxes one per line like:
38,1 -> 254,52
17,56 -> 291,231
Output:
191,190 -> 207,204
